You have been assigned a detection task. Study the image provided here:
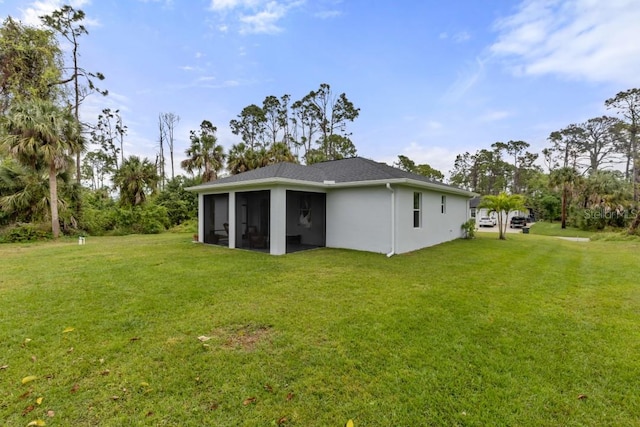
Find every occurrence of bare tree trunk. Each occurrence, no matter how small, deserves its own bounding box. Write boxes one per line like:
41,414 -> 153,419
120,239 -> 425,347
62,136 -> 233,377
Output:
158,115 -> 165,190
49,164 -> 60,239
561,184 -> 568,229
629,207 -> 640,234
632,135 -> 638,202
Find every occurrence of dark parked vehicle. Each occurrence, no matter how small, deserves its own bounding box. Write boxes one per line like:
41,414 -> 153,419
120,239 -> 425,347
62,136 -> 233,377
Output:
510,216 -> 527,228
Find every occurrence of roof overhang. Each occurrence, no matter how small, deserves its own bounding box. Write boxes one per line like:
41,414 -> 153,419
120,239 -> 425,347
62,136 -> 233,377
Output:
187,177 -> 476,197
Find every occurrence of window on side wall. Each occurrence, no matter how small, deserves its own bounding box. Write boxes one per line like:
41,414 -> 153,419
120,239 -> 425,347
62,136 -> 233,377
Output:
441,195 -> 447,214
413,192 -> 421,228
470,207 -> 476,218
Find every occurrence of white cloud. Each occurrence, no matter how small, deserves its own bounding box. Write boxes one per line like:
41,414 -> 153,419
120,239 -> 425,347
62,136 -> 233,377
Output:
439,30 -> 471,43
443,57 -> 486,101
138,0 -> 174,7
239,2 -> 287,34
385,142 -> 459,178
208,0 -> 303,34
477,110 -> 512,123
315,10 -> 341,19
491,0 -> 640,86
210,0 -> 260,11
453,31 -> 470,43
426,120 -> 443,130
20,0 -> 95,27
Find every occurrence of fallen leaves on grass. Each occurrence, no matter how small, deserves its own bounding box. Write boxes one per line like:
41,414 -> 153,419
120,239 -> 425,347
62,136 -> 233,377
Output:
19,390 -> 32,399
129,337 -> 141,342
277,416 -> 288,425
264,384 -> 273,393
100,369 -> 110,376
286,392 -> 294,401
26,420 -> 46,426
578,394 -> 588,400
70,383 -> 79,393
346,420 -> 354,427
0,364 -> 8,370
46,410 -> 54,417
62,327 -> 75,333
36,397 -> 43,405
22,338 -> 32,347
21,375 -> 38,385
197,336 -> 211,342
22,404 -> 35,415
243,397 -> 257,406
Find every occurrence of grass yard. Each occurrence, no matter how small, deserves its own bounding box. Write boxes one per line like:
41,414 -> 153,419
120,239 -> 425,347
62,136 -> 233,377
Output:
528,221 -> 596,238
1,233 -> 639,426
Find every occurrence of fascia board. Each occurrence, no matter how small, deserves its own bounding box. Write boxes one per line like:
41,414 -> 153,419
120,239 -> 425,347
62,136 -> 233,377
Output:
187,177 -> 476,197
186,177 -> 326,193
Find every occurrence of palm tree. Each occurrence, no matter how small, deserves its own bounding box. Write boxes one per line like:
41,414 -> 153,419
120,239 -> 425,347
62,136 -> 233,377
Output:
0,158 -> 50,223
479,192 -> 526,239
180,120 -> 225,182
227,142 -> 253,175
549,167 -> 580,229
266,142 -> 297,164
113,156 -> 159,206
1,99 -> 84,238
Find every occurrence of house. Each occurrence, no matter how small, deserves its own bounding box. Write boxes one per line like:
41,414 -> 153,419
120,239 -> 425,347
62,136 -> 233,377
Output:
187,157 -> 476,256
469,195 -> 533,227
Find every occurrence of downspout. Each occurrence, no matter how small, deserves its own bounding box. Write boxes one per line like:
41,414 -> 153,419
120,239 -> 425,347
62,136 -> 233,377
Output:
386,183 -> 395,257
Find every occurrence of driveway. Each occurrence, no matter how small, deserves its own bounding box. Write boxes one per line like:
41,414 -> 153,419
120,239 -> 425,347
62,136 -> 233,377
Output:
476,222 -> 534,234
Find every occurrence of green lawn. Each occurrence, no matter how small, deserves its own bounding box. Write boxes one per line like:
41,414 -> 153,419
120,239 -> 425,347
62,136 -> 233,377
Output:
1,234 -> 639,426
529,221 -> 596,238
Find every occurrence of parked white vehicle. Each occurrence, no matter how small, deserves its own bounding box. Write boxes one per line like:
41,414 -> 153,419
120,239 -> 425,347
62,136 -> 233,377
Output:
477,216 -> 496,227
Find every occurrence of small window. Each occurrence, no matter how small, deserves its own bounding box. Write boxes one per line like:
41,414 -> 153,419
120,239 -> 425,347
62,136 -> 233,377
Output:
413,192 -> 421,228
441,195 -> 447,214
470,207 -> 476,218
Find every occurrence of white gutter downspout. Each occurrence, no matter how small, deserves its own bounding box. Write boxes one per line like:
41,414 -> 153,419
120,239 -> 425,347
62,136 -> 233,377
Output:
386,183 -> 395,257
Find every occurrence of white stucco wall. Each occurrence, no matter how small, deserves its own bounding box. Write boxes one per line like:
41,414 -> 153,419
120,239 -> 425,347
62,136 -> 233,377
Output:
394,187 -> 468,254
326,186 -> 393,254
326,185 -> 469,255
270,187 -> 287,255
196,182 -> 471,255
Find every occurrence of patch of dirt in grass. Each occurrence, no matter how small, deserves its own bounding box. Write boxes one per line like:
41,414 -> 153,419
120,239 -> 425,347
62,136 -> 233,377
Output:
212,324 -> 273,351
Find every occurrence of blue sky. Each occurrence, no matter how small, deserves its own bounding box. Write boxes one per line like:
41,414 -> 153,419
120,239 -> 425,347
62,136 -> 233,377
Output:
2,0 -> 640,178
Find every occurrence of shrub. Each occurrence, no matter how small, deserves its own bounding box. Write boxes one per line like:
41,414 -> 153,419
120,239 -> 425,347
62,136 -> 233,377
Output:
113,205 -> 170,235
461,219 -> 475,239
0,223 -> 51,243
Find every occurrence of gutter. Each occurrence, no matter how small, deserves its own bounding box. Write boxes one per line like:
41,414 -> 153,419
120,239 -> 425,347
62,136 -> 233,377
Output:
186,177 -> 476,197
386,183 -> 395,257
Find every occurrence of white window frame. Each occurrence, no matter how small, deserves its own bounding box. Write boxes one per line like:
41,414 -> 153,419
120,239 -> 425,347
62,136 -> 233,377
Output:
441,195 -> 447,214
413,192 -> 422,228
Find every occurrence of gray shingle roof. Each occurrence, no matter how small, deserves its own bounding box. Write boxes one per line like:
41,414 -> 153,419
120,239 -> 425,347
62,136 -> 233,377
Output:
208,162 -> 327,185
188,157 -> 473,195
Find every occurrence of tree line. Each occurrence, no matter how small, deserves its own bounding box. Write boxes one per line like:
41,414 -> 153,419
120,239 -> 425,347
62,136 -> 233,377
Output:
448,88 -> 640,234
0,7 -> 179,240
1,4 -> 637,240
179,83 -> 361,180
0,5 -> 368,241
